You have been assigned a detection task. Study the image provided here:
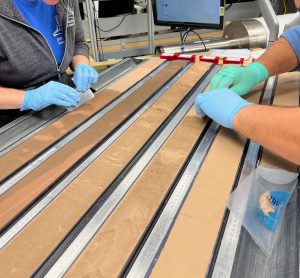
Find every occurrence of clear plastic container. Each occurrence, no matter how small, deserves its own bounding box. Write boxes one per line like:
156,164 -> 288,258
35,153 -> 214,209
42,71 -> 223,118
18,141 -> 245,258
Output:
227,166 -> 298,256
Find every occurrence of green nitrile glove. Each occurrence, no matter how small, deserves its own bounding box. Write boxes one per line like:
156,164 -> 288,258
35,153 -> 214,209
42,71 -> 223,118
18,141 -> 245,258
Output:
210,62 -> 269,96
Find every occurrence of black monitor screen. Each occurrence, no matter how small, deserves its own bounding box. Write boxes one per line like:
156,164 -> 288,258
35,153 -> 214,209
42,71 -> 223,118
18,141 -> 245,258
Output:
98,0 -> 135,18
152,0 -> 225,29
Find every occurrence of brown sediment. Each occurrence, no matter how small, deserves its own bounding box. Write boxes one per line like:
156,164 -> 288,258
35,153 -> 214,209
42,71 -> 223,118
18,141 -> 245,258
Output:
0,58 -> 164,183
151,72 -> 299,278
63,75 -> 262,277
0,60 -> 185,231
0,62 -> 211,277
272,72 -> 300,107
65,107 -> 208,278
149,86 -> 262,278
4,66 -> 297,278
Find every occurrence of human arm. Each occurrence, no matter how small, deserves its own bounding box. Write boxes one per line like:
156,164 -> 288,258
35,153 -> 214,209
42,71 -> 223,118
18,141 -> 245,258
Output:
210,34 -> 300,95
0,82 -> 80,111
195,89 -> 300,165
233,105 -> 300,165
71,54 -> 90,70
257,37 -> 298,76
0,88 -> 25,109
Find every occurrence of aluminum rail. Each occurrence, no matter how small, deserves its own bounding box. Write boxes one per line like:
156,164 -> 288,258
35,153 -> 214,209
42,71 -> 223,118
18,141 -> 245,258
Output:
0,61 -> 169,198
147,0 -> 155,55
85,0 -> 100,61
0,62 -> 193,250
126,122 -> 219,278
210,76 -> 278,278
42,66 -> 219,278
0,58 -> 142,155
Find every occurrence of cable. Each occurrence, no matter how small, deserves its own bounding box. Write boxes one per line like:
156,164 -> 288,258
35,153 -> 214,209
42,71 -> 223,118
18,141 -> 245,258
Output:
181,28 -> 207,53
180,28 -> 189,53
283,0 -> 287,14
96,14 -> 130,33
85,5 -> 130,33
84,3 -> 131,59
179,27 -> 183,42
225,0 -> 241,11
225,3 -> 233,11
188,30 -> 207,52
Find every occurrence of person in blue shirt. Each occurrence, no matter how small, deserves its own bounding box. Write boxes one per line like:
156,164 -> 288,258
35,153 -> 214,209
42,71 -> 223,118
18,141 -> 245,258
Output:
195,0 -> 300,165
0,0 -> 99,115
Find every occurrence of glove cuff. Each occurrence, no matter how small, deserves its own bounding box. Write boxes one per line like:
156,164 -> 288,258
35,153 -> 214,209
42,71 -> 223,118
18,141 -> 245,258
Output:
20,90 -> 33,111
248,62 -> 269,83
228,101 -> 253,129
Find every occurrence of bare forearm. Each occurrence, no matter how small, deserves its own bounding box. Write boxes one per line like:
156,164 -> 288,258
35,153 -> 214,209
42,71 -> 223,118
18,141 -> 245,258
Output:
233,105 -> 300,165
0,88 -> 25,109
257,38 -> 298,76
70,55 -> 90,71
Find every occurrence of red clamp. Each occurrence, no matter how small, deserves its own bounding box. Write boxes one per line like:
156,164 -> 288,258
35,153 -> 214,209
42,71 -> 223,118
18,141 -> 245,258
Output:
223,57 -> 244,65
176,54 -> 196,63
199,55 -> 220,64
159,53 -> 179,61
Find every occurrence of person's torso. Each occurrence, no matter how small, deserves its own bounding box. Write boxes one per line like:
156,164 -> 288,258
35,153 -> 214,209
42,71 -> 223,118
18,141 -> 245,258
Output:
0,0 -> 77,89
12,0 -> 65,65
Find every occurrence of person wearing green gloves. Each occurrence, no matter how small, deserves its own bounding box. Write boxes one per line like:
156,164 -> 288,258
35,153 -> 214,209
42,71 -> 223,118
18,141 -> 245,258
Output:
195,4 -> 300,165
210,62 -> 269,96
0,0 -> 99,126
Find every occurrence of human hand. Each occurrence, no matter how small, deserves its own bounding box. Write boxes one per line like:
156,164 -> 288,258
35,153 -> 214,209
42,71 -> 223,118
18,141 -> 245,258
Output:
195,88 -> 252,129
21,81 -> 80,111
73,64 -> 99,92
210,62 -> 268,96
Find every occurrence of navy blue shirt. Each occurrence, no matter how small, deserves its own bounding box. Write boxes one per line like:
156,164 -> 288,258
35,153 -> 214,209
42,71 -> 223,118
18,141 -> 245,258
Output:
282,26 -> 300,63
13,0 -> 65,65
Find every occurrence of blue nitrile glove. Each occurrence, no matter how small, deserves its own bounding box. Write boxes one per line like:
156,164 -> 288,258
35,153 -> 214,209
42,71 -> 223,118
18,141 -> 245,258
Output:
21,81 -> 80,111
195,88 -> 252,129
210,62 -> 269,96
73,64 -> 99,92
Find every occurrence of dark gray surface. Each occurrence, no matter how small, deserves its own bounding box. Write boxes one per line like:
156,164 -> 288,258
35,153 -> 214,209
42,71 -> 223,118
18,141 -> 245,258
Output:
0,107 -> 66,154
231,183 -> 300,278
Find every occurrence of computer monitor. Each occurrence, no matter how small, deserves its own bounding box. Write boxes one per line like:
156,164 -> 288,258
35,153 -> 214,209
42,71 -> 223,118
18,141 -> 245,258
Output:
152,0 -> 225,29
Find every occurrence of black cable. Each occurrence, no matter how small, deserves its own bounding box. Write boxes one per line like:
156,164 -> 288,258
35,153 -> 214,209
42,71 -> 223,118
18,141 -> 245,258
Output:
96,14 -> 130,33
180,28 -> 190,53
188,30 -> 207,52
181,29 -> 207,53
225,3 -> 233,11
84,3 -> 130,59
225,0 -> 241,11
179,27 -> 183,42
